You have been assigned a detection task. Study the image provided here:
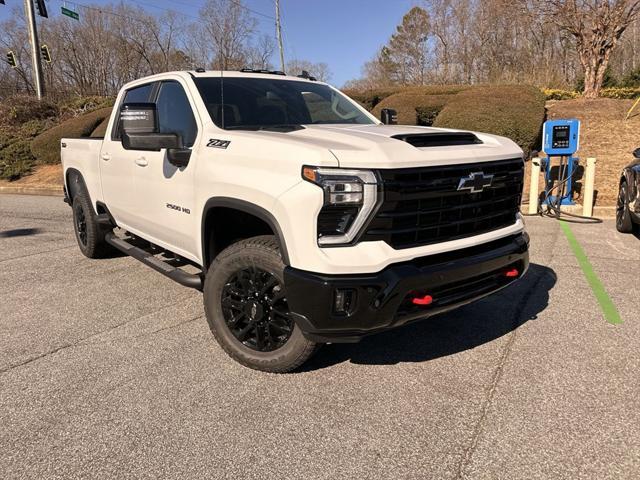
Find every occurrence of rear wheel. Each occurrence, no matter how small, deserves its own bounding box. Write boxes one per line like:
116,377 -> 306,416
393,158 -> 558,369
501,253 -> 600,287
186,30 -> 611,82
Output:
203,235 -> 319,373
616,180 -> 634,233
72,190 -> 112,258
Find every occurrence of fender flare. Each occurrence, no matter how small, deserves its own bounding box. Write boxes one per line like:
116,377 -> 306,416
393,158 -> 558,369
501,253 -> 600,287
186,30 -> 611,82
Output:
65,168 -> 87,204
201,197 -> 291,267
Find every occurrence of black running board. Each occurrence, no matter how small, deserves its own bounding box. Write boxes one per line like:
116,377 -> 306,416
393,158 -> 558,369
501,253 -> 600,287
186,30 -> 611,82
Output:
105,232 -> 203,290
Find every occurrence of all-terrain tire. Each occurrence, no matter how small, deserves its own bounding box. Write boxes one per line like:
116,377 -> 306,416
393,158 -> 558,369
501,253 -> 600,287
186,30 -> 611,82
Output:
72,189 -> 112,258
203,235 -> 320,373
616,180 -> 634,233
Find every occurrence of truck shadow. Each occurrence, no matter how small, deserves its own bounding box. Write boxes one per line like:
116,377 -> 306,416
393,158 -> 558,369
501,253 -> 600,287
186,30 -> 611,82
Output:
300,263 -> 556,371
0,228 -> 42,238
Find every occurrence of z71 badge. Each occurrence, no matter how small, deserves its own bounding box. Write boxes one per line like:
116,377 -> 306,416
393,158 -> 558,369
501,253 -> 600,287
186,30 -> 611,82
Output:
207,139 -> 230,149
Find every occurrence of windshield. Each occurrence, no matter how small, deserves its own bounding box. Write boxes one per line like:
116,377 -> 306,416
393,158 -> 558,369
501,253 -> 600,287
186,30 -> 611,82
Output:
193,77 -> 375,130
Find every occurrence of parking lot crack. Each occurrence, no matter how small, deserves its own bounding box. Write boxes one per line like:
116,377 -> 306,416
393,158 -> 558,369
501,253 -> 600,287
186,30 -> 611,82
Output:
455,226 -> 560,479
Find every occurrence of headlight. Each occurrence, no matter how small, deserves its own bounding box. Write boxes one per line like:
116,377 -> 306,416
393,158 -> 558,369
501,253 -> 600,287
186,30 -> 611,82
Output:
302,166 -> 379,245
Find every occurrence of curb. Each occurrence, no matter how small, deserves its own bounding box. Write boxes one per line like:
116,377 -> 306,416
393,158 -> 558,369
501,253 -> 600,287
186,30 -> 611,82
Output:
521,204 -> 616,219
0,186 -> 63,197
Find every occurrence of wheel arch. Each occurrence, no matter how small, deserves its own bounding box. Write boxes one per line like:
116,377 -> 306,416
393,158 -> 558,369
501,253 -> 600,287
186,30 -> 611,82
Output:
201,197 -> 291,268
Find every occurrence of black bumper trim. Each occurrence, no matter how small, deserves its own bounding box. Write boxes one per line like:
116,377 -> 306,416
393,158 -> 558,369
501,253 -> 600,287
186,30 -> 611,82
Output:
284,233 -> 529,343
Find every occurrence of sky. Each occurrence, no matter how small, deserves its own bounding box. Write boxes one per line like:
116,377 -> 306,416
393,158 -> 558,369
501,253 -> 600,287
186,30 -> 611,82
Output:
0,0 -> 419,87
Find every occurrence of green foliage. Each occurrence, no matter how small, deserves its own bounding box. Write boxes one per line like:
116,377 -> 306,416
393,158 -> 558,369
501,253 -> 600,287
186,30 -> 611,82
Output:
433,85 -> 546,154
0,119 -> 53,180
31,107 -> 113,165
620,68 -> 640,88
372,93 -> 451,126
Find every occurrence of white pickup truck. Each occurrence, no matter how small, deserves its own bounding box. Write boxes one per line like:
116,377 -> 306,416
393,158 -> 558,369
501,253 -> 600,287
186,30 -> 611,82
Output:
62,69 -> 529,372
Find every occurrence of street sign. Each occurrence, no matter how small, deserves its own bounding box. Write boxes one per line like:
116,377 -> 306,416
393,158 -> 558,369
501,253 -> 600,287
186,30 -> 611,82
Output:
61,6 -> 79,20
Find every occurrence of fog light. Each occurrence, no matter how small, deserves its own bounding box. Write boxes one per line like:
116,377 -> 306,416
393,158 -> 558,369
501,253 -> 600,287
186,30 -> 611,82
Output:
334,289 -> 356,315
504,268 -> 519,278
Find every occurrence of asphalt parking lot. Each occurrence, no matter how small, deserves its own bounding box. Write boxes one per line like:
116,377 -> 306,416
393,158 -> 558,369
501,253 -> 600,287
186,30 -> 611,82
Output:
1,194 -> 639,479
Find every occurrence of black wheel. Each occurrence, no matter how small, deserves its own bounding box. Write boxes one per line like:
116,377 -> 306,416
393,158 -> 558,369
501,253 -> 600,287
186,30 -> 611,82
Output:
72,190 -> 112,258
203,235 -> 319,373
616,180 -> 634,233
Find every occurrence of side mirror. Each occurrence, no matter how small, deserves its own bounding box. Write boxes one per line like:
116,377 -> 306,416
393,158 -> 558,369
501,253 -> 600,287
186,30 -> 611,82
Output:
120,102 -> 157,135
634,147 -> 640,159
380,108 -> 397,125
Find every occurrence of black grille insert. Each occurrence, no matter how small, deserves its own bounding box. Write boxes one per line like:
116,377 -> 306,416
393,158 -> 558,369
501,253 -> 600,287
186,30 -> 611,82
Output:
363,158 -> 524,249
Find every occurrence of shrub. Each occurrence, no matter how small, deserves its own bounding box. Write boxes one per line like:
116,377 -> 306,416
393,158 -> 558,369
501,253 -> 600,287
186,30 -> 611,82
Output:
344,85 -> 468,111
433,85 -> 546,154
620,68 -> 640,88
31,107 -> 112,165
0,119 -> 53,180
543,88 -> 581,100
371,93 -> 451,125
58,96 -> 116,121
90,116 -> 111,138
600,87 -> 640,99
0,140 -> 35,180
0,95 -> 59,126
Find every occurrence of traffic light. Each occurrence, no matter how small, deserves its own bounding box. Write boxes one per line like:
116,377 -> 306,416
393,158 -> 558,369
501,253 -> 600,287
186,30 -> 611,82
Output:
35,0 -> 48,18
6,51 -> 17,68
40,44 -> 51,63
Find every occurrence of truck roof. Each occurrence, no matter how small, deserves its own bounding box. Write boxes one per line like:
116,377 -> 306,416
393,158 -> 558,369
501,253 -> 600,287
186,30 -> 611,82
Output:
121,70 -> 325,92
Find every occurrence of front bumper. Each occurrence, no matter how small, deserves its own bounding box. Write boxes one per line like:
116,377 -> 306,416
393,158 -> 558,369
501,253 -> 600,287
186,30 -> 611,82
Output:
284,232 -> 529,343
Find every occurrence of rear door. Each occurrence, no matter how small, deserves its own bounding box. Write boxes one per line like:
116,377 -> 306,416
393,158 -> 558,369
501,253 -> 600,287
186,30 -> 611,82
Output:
100,82 -> 157,229
131,79 -> 200,258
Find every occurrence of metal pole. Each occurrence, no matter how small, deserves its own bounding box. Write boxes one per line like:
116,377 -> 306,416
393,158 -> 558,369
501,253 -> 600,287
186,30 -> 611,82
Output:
275,0 -> 285,73
24,0 -> 44,99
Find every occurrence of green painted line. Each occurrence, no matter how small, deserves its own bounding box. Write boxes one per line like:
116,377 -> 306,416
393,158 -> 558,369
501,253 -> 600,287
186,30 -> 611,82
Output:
559,221 -> 623,325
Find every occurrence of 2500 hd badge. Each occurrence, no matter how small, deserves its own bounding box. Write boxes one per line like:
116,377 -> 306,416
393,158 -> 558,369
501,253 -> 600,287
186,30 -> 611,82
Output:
61,69 -> 528,373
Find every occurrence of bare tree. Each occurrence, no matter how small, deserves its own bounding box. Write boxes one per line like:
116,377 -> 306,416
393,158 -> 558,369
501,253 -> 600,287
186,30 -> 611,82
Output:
246,34 -> 276,70
199,0 -> 257,70
540,0 -> 640,97
286,59 -> 332,82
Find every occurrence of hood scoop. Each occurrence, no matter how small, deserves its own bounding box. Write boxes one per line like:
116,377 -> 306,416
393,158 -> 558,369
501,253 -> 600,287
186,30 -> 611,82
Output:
392,132 -> 483,148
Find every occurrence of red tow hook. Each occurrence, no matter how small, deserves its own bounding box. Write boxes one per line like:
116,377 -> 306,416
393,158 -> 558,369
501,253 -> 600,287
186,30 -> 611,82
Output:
504,268 -> 519,278
411,294 -> 433,306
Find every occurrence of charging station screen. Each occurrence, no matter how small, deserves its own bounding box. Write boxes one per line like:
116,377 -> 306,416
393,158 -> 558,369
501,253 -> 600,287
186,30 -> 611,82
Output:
552,126 -> 570,148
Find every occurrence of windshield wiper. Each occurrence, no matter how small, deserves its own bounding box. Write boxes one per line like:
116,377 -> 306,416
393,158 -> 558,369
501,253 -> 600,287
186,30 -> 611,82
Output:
224,124 -> 304,132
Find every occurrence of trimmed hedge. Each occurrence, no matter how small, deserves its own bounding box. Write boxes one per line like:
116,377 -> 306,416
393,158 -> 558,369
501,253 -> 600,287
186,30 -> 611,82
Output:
371,93 -> 451,126
433,85 -> 546,154
31,107 -> 113,165
344,85 -> 468,111
90,116 -> 111,138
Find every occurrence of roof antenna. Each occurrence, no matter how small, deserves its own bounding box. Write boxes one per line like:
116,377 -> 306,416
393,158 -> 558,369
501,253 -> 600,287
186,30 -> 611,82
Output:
220,66 -> 225,129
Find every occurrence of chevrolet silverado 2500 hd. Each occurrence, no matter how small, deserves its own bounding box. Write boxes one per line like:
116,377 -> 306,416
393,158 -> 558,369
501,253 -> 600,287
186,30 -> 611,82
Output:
61,70 -> 529,372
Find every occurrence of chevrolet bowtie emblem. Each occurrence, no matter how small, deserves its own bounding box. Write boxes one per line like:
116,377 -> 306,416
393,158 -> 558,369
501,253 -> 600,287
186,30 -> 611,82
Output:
457,172 -> 494,193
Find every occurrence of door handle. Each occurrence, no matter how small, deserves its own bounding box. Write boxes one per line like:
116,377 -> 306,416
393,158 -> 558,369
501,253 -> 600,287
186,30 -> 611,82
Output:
135,157 -> 148,167
101,153 -> 110,161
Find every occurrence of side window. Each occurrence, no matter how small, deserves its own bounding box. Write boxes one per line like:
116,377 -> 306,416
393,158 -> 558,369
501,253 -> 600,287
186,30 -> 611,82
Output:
124,83 -> 154,103
156,81 -> 198,148
112,82 -> 156,140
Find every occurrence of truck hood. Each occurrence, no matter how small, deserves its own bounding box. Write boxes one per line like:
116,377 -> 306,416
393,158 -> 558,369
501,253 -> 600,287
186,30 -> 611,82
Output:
274,124 -> 523,169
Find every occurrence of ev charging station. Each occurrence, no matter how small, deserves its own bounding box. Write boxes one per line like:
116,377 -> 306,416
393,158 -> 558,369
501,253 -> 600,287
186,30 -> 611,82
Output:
541,119 -> 581,206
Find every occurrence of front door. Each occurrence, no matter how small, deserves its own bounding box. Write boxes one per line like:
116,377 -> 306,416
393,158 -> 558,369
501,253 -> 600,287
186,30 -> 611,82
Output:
131,79 -> 200,260
100,82 -> 157,230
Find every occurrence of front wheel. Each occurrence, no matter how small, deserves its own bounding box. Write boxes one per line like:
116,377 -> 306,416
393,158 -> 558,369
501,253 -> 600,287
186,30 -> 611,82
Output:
616,180 -> 634,233
203,235 -> 320,373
